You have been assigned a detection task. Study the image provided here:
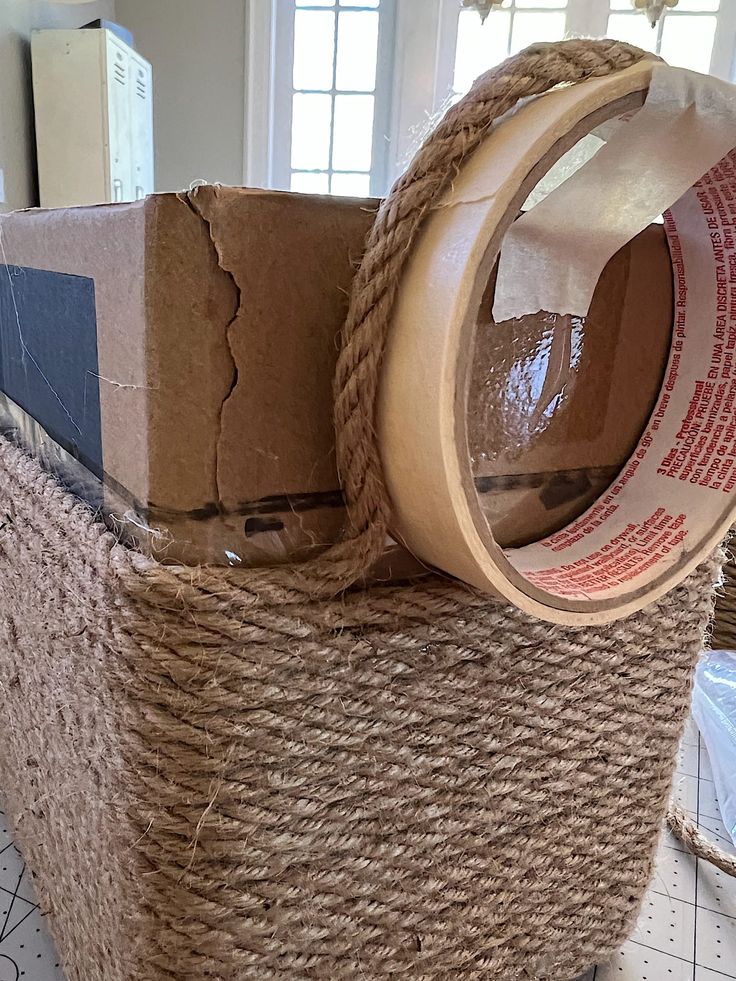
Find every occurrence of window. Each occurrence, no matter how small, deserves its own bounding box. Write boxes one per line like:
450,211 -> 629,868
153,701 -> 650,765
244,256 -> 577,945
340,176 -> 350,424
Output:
447,0 -> 735,103
607,1 -> 725,76
246,0 -> 736,196
262,0 -> 395,195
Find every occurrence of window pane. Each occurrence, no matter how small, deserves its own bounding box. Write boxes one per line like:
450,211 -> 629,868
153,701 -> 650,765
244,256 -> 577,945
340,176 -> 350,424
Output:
453,8 -> 511,95
606,14 -> 658,52
293,10 -> 335,91
516,0 -> 566,7
660,14 -> 716,73
291,93 -> 332,169
332,94 -> 374,170
336,11 -> 379,91
331,172 -> 371,196
510,11 -> 567,55
339,0 -> 379,6
291,171 -> 330,193
296,0 -> 334,6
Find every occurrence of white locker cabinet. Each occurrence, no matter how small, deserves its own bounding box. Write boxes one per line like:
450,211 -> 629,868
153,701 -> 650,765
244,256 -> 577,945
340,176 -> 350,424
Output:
31,29 -> 154,208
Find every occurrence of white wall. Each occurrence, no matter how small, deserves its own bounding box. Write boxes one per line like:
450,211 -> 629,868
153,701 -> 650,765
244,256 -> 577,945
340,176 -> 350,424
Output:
0,0 -> 115,212
114,0 -> 247,192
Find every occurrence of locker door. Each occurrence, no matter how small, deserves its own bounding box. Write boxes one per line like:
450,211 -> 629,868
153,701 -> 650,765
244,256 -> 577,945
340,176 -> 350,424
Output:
106,34 -> 133,202
129,53 -> 154,199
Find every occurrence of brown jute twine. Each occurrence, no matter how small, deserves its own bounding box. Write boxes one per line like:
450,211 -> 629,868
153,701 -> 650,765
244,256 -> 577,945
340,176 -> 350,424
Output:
0,38 -> 732,981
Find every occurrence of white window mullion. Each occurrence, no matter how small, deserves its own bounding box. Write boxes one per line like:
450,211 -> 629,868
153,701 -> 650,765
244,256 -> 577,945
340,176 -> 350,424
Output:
270,0 -> 296,191
244,0 -> 276,188
435,0 -> 461,109
386,0 -> 444,185
371,0 -> 398,195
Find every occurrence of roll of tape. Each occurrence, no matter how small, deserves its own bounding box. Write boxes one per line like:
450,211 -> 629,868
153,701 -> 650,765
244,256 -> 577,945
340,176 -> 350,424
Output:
378,60 -> 736,624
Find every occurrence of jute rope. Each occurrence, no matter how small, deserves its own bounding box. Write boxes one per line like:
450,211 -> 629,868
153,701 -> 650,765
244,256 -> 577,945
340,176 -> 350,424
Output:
713,551 -> 736,649
668,806 -> 736,876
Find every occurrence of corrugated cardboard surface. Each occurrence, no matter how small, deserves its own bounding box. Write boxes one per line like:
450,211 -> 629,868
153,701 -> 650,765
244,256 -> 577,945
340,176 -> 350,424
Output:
0,187 -> 376,564
0,200 -> 149,503
0,188 -> 672,565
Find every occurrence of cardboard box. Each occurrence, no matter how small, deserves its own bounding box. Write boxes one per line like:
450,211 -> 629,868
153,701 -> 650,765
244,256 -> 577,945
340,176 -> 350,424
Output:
0,188 -> 672,564
0,187 -> 375,564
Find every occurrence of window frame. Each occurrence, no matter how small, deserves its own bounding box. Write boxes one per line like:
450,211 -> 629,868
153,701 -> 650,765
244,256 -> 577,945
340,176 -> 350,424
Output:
246,0 -> 397,195
247,0 -> 736,194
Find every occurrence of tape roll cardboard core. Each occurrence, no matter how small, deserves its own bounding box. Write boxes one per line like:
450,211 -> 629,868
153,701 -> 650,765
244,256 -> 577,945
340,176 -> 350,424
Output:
378,61 -> 736,625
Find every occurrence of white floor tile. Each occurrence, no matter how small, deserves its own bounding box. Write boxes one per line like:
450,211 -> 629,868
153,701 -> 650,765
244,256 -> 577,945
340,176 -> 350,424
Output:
682,717 -> 701,747
673,773 -> 699,815
697,816 -> 736,858
695,967 -> 736,980
700,745 -> 715,782
677,740 -> 700,779
698,780 -> 723,823
698,860 -> 736,919
650,843 -> 697,905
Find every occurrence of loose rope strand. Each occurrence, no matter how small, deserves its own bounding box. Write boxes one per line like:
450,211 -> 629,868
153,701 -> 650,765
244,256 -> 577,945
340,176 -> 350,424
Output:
667,805 -> 736,876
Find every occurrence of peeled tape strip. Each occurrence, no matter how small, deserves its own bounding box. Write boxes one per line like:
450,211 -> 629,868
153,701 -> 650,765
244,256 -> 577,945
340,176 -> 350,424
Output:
493,65 -> 736,322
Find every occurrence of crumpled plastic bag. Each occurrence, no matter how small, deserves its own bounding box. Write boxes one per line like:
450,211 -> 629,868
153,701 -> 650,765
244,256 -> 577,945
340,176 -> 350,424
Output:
692,649 -> 736,845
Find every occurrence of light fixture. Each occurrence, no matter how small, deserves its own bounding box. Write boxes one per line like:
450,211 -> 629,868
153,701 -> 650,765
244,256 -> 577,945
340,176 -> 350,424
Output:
631,0 -> 679,27
460,0 -> 506,25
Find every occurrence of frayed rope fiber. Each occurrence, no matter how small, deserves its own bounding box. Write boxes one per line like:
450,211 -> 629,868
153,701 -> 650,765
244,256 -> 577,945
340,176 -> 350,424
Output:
0,38 -> 728,981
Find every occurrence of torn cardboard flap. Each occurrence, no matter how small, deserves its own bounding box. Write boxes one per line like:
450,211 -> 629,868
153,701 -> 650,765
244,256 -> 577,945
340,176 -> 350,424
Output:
184,185 -> 376,513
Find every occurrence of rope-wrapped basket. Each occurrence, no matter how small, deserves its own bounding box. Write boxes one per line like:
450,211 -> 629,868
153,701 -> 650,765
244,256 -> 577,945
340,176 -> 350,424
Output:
0,38 -> 730,981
